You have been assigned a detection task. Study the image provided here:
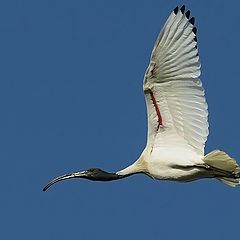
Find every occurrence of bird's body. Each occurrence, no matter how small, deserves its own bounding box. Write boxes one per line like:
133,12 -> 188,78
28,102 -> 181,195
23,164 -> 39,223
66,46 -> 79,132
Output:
117,147 -> 204,182
43,5 -> 240,192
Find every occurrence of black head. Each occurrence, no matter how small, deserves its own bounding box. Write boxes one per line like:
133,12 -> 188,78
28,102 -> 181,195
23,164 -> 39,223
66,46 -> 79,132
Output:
43,168 -> 121,192
82,168 -> 121,181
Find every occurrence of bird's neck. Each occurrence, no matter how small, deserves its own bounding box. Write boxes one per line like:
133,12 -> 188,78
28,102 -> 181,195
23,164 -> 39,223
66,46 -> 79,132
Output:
116,159 -> 146,177
94,171 -> 122,181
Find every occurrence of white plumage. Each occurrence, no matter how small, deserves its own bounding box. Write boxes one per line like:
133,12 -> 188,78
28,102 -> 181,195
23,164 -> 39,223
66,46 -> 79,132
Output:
117,5 -> 239,185
43,5 -> 240,192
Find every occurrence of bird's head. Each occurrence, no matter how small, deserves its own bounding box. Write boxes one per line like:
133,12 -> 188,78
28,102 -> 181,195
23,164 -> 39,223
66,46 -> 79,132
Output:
76,168 -> 121,181
43,168 -> 121,191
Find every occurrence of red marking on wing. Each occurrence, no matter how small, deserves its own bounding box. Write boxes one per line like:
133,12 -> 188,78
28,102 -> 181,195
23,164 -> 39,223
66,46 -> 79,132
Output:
150,91 -> 163,128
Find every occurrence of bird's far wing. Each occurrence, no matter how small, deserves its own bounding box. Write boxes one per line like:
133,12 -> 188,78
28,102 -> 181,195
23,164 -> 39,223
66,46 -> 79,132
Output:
143,6 -> 208,156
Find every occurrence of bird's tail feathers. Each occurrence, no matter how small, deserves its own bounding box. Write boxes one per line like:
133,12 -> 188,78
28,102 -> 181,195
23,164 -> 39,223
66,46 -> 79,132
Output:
203,150 -> 240,187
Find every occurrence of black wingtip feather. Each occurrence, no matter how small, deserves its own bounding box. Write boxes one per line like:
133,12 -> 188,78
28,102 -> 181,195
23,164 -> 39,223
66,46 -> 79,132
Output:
180,5 -> 185,14
192,27 -> 197,34
194,36 -> 197,42
189,17 -> 195,25
173,6 -> 178,14
185,10 -> 190,19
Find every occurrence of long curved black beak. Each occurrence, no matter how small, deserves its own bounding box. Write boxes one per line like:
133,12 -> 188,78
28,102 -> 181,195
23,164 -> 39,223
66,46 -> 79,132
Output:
43,171 -> 87,192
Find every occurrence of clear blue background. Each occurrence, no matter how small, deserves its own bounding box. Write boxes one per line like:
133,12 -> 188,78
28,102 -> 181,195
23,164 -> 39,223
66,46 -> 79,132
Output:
1,0 -> 240,239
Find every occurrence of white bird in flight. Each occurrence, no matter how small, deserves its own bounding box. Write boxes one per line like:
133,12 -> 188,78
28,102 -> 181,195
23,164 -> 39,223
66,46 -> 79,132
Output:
43,5 -> 240,191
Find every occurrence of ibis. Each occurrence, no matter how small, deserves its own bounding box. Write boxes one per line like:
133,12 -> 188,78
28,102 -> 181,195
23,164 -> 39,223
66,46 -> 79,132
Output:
43,5 -> 240,191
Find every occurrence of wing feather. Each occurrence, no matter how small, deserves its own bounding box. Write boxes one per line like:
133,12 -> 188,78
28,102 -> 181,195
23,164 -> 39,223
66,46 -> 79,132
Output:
144,6 -> 208,156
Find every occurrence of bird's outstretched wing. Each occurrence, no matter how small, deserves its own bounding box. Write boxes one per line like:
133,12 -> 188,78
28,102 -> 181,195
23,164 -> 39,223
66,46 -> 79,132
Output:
144,6 -> 208,156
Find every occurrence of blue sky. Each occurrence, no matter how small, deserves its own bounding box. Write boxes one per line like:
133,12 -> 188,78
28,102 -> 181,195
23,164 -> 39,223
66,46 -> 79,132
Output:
1,0 -> 240,239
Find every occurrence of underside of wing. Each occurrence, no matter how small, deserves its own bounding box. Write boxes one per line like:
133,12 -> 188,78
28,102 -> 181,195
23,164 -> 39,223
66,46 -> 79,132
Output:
143,6 -> 209,156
